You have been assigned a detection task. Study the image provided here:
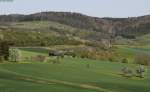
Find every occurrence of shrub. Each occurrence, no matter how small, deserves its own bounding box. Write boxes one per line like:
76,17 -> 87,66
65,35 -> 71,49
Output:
121,67 -> 134,77
121,58 -> 128,63
108,57 -> 117,62
31,55 -> 46,62
134,53 -> 150,65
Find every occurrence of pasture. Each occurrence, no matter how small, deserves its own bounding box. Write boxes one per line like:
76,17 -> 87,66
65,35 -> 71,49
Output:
0,46 -> 150,92
116,45 -> 150,61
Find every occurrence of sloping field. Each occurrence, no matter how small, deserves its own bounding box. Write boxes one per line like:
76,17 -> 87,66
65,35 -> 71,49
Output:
0,47 -> 150,92
116,45 -> 150,61
0,57 -> 150,92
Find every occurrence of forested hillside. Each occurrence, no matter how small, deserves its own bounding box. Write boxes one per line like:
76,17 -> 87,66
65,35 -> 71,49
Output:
0,12 -> 150,46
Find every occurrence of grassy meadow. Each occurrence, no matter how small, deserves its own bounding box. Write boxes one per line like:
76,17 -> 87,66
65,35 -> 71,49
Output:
0,46 -> 150,92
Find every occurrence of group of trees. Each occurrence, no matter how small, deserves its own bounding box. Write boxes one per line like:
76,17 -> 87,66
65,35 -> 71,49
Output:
0,41 -> 9,61
0,40 -> 22,62
0,12 -> 100,31
121,65 -> 145,78
9,48 -> 22,62
47,46 -> 122,61
0,30 -> 83,47
1,12 -> 150,36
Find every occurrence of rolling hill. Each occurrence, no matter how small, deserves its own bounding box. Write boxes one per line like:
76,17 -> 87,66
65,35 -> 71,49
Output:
0,12 -> 150,92
0,12 -> 150,35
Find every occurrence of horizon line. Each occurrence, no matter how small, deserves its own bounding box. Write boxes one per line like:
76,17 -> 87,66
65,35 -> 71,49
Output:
0,11 -> 150,19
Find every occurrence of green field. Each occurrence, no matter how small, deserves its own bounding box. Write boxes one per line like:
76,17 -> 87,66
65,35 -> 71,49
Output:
0,47 -> 150,92
116,45 -> 150,61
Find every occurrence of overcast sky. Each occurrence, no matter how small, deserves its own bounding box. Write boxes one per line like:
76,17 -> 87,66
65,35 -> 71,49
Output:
0,0 -> 150,18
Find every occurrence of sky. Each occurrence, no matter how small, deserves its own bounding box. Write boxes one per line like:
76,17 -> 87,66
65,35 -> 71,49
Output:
0,0 -> 150,18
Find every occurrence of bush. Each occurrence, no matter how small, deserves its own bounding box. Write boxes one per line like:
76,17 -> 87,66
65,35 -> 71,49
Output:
121,58 -> 128,63
31,55 -> 46,62
108,57 -> 117,62
121,67 -> 134,77
134,53 -> 150,65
